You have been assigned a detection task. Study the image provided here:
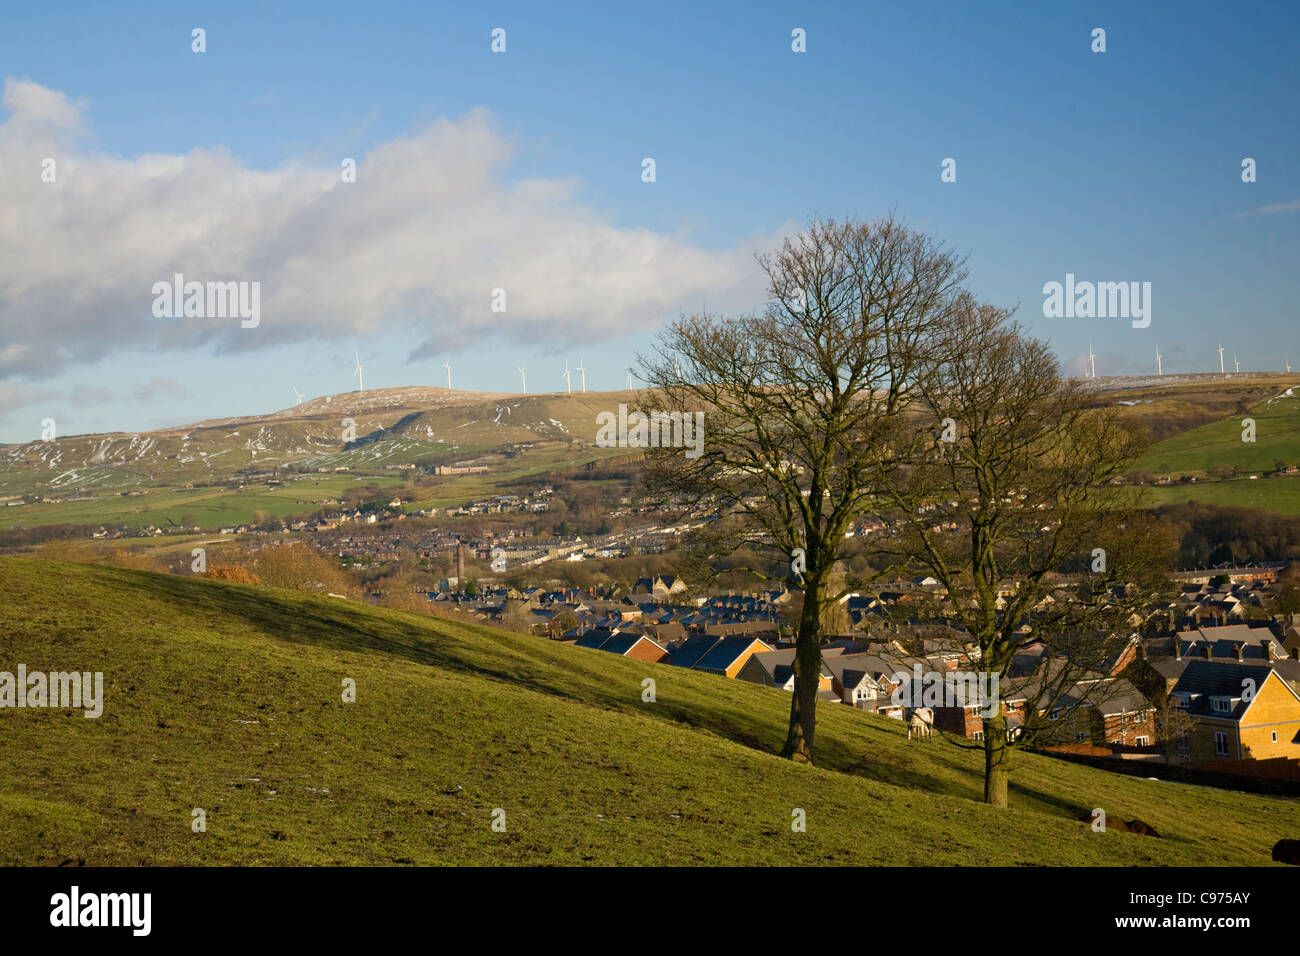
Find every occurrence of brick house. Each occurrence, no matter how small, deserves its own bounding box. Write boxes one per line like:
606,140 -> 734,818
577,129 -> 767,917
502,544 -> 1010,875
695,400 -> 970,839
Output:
1170,661 -> 1300,761
1037,677 -> 1156,747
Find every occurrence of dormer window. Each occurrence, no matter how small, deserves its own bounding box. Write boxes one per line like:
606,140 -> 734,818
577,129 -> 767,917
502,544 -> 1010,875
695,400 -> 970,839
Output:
1172,693 -> 1189,708
1210,696 -> 1233,713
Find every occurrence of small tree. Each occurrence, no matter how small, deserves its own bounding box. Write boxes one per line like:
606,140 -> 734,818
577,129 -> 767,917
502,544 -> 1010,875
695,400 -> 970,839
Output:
501,598 -> 537,634
252,541 -> 350,594
548,610 -> 579,640
1153,693 -> 1197,766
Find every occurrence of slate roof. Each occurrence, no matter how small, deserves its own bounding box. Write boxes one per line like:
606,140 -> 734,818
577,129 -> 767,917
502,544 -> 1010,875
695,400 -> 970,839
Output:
600,633 -> 664,657
744,648 -> 834,684
574,629 -> 617,650
823,653 -> 902,689
1052,678 -> 1152,717
1175,624 -> 1278,652
1153,654 -> 1300,692
694,636 -> 772,673
1170,661 -> 1278,719
665,634 -> 722,669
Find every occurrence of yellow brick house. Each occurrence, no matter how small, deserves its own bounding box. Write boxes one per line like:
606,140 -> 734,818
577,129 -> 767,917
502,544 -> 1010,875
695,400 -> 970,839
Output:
1170,661 -> 1300,761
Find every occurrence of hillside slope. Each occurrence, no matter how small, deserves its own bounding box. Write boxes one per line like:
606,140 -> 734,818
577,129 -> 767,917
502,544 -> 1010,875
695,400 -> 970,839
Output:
1,558 -> 1296,865
1138,387 -> 1300,477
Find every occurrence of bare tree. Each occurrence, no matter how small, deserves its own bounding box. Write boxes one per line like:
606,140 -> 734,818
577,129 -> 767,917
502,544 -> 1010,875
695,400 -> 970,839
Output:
872,301 -> 1174,806
638,213 -> 969,764
1153,693 -> 1197,766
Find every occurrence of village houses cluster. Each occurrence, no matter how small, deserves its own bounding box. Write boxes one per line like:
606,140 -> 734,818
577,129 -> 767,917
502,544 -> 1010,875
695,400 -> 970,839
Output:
441,563 -> 1300,774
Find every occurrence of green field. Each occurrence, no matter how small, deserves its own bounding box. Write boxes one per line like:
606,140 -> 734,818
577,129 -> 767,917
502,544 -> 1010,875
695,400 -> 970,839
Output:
2,474 -> 405,530
1133,475 -> 1300,515
1,557 -> 1296,865
1138,389 -> 1300,477
402,446 -> 633,513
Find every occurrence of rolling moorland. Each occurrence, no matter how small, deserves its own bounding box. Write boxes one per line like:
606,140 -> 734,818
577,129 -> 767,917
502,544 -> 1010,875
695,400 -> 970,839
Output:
2,557 -> 1298,866
3,372 -> 1300,538
0,387 -> 641,534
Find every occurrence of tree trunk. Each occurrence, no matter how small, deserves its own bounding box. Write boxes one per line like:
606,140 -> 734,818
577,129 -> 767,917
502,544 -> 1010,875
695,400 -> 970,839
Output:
781,577 -> 823,764
982,714 -> 1012,808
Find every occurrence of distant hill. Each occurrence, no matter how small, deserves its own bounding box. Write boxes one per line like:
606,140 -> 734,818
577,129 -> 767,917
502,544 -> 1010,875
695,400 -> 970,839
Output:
0,387 -> 643,484
1086,373 -> 1297,444
0,388 -> 647,530
5,376 -> 1300,531
1,557 -> 1294,865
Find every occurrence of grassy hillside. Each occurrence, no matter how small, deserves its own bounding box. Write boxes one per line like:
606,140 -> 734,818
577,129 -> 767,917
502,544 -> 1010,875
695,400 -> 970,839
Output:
1100,375 -> 1293,444
1137,387 -> 1300,478
1,557 -> 1296,865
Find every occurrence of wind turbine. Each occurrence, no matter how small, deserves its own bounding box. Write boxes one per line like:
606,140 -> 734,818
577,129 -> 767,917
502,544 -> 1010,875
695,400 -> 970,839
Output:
1218,343 -> 1225,375
576,357 -> 587,393
563,361 -> 572,395
626,367 -> 635,390
1288,357 -> 1293,374
292,386 -> 304,405
353,353 -> 364,392
1155,347 -> 1162,377
444,360 -> 452,390
1087,343 -> 1096,379
1234,355 -> 1240,374
518,367 -> 527,394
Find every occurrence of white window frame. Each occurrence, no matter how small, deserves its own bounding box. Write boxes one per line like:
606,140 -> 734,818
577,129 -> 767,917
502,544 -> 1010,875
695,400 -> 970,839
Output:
1214,732 -> 1229,756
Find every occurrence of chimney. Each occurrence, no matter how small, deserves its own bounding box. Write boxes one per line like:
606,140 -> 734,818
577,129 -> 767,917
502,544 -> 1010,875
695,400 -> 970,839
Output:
1174,640 -> 1182,661
1292,647 -> 1299,661
1262,639 -> 1274,663
1233,642 -> 1244,662
456,541 -> 466,591
1202,645 -> 1213,661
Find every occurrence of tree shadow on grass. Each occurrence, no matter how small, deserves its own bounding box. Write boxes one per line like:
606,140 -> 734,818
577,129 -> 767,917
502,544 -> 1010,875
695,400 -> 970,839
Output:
73,563 -> 1024,805
88,566 -> 790,754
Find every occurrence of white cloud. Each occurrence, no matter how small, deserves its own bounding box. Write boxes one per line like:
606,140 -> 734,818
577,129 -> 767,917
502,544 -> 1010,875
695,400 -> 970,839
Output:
1,78 -> 88,138
1234,198 -> 1300,218
0,382 -> 53,429
0,80 -> 778,380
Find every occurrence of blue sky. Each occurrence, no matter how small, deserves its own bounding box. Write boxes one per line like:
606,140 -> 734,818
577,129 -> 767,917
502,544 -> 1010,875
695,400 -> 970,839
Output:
1,0 -> 1297,441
